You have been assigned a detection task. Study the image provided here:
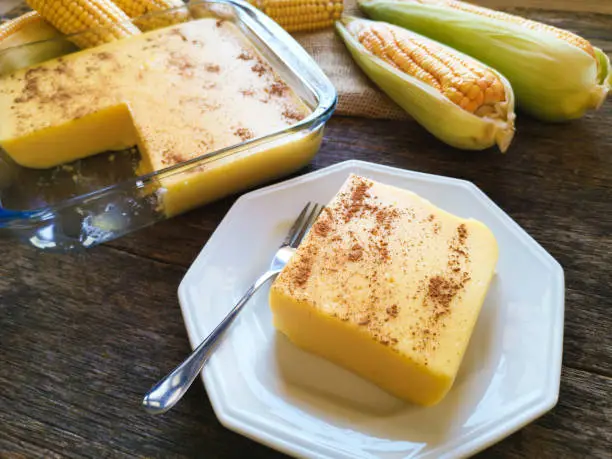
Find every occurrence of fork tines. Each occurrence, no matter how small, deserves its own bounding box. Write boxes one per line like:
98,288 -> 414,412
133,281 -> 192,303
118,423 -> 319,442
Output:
286,202 -> 324,248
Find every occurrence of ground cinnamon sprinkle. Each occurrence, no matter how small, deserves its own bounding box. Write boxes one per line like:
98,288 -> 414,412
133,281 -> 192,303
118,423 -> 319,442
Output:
234,127 -> 254,141
251,63 -> 267,76
290,246 -> 318,288
376,206 -> 400,233
426,276 -> 463,316
386,304 -> 399,318
341,178 -> 373,222
374,240 -> 390,262
315,219 -> 332,238
267,80 -> 289,96
457,223 -> 468,244
414,220 -> 473,351
161,151 -> 186,166
448,223 -> 470,271
282,109 -> 305,122
237,50 -> 253,60
348,243 -> 363,261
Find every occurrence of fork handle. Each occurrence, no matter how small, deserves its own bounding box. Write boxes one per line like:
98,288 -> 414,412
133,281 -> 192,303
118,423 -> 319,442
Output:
142,269 -> 279,415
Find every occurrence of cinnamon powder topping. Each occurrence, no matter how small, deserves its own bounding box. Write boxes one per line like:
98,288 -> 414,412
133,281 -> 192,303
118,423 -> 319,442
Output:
313,219 -> 331,238
251,63 -> 267,76
234,127 -> 254,141
341,177 -> 373,223
161,151 -> 186,166
457,223 -> 468,245
237,50 -> 253,60
426,276 -> 465,317
282,108 -> 305,122
267,80 -> 289,96
386,304 -> 399,318
415,222 -> 472,352
205,63 -> 220,73
290,246 -> 318,288
348,243 -> 363,261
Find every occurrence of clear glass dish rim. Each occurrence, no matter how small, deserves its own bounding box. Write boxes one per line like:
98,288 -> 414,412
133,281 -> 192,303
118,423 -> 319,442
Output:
0,0 -> 337,227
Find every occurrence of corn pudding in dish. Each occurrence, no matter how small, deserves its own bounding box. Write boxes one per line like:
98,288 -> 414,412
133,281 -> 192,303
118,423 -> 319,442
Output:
269,174 -> 498,406
0,17 -> 317,215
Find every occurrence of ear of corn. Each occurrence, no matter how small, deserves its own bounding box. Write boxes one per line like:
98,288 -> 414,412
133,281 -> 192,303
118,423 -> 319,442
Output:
358,0 -> 611,121
26,0 -> 141,49
248,0 -> 343,33
336,17 -> 515,152
113,0 -> 190,31
0,12 -> 77,74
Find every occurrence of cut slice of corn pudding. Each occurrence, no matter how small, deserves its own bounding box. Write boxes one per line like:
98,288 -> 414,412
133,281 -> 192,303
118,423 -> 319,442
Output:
269,174 -> 498,406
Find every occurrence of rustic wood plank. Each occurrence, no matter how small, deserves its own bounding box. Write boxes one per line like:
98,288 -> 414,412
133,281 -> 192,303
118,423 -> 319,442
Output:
0,243 -> 277,459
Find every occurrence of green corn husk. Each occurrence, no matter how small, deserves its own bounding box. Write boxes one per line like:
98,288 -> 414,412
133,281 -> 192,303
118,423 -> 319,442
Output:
0,18 -> 77,76
358,0 -> 612,122
336,16 -> 516,152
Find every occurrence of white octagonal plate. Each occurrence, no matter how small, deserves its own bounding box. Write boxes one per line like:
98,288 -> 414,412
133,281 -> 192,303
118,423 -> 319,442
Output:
178,160 -> 565,459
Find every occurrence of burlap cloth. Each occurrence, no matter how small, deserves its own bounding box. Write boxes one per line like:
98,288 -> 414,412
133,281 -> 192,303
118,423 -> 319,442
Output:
294,0 -> 408,120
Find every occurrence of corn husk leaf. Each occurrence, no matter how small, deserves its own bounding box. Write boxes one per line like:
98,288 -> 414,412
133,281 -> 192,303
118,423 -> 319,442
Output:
336,17 -> 515,152
359,0 -> 611,121
0,18 -> 76,75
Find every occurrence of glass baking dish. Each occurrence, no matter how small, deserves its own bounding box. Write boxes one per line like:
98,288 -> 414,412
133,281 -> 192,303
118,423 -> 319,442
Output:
0,0 -> 336,250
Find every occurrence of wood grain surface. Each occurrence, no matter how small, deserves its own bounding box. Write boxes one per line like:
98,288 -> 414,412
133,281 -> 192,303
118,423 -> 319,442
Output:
1,2 -> 612,459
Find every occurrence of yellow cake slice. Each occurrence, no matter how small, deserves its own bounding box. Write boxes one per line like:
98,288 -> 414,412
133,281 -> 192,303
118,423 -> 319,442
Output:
269,174 -> 498,406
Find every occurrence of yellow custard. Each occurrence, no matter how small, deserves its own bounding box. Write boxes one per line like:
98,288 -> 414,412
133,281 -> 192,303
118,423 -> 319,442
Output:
269,174 -> 498,406
0,18 -> 319,215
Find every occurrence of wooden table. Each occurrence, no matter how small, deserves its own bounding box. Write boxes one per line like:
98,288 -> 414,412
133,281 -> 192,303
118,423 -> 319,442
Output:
1,4 -> 611,459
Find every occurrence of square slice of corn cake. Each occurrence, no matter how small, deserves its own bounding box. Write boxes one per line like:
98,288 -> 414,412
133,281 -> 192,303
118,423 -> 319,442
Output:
269,174 -> 498,406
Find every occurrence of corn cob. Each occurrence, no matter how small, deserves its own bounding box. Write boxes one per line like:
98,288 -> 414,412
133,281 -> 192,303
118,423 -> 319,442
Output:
0,12 -> 76,74
113,0 -> 190,31
248,0 -> 343,33
26,0 -> 141,49
337,17 -> 515,152
359,0 -> 611,121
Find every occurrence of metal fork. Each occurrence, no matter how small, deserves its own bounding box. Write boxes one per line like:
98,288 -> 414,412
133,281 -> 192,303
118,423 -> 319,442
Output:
142,202 -> 324,415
